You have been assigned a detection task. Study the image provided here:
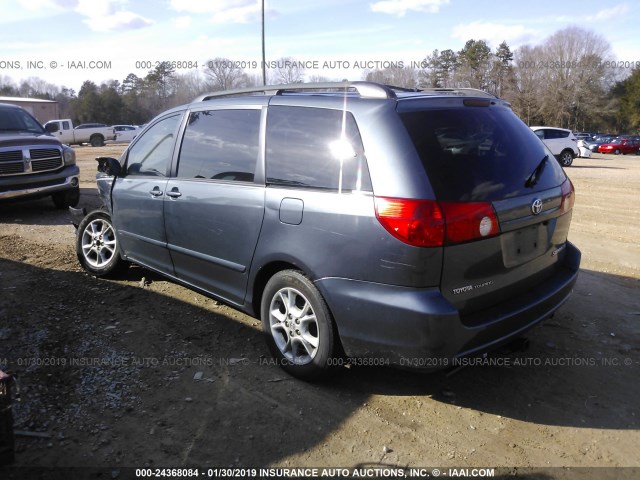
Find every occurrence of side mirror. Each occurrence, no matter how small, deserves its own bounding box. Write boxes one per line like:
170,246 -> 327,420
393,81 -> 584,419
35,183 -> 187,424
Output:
44,123 -> 58,134
96,157 -> 122,177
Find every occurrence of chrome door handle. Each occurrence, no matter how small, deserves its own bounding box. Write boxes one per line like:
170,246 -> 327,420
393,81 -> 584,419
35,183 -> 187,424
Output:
166,190 -> 182,198
149,189 -> 163,197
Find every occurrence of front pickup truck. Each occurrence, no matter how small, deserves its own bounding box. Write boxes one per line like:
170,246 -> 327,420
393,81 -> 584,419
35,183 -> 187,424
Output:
0,103 -> 80,209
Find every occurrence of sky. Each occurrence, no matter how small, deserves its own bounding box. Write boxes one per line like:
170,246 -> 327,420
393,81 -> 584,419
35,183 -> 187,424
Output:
1,0 -> 639,92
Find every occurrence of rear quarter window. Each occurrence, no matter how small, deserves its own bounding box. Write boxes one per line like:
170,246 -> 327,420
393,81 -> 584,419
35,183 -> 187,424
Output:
400,106 -> 566,202
265,106 -> 372,192
547,129 -> 569,139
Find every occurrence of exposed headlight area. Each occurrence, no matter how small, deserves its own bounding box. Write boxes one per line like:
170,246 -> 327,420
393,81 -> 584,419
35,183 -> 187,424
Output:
63,145 -> 76,166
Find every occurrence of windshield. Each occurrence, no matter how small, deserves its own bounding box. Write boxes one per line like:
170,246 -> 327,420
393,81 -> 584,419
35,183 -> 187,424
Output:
400,106 -> 566,202
0,106 -> 46,134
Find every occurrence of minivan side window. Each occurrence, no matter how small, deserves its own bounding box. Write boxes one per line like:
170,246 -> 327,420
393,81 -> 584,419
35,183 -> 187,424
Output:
126,114 -> 181,177
177,109 -> 260,182
266,106 -> 372,192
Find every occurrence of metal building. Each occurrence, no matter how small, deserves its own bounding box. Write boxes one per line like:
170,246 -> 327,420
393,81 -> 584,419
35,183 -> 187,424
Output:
0,96 -> 59,124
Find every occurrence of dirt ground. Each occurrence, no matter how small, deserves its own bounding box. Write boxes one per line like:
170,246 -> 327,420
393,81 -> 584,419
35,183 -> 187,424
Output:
0,145 -> 639,479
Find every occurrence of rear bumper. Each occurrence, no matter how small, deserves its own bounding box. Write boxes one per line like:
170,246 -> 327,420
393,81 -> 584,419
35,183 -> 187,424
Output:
316,242 -> 580,368
0,165 -> 80,201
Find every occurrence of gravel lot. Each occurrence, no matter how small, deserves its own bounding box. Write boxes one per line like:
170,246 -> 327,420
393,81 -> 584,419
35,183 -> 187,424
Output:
0,146 -> 639,479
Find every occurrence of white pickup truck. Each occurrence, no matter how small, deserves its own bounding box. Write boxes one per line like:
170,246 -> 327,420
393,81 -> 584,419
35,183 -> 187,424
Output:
43,119 -> 116,147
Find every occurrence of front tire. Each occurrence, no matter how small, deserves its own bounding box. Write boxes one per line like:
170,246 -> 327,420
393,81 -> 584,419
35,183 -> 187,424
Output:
76,210 -> 125,277
559,149 -> 574,166
261,270 -> 336,380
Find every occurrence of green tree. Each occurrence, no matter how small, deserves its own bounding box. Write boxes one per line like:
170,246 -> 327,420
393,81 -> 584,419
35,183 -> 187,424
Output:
73,80 -> 101,123
420,49 -> 458,88
121,73 -> 143,94
54,87 -> 76,119
489,41 -> 514,97
145,63 -> 178,112
457,39 -> 491,89
120,73 -> 152,124
613,68 -> 640,132
98,80 -> 124,125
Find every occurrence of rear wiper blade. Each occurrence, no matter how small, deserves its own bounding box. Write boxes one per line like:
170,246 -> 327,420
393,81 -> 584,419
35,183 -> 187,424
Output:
525,155 -> 548,188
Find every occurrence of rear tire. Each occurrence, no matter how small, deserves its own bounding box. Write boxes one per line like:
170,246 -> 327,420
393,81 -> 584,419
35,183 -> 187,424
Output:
76,210 -> 125,277
90,135 -> 105,147
559,149 -> 574,166
261,270 -> 336,381
614,149 -> 621,155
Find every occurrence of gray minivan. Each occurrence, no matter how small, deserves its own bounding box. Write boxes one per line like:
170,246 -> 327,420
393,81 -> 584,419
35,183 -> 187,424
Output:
75,82 -> 580,380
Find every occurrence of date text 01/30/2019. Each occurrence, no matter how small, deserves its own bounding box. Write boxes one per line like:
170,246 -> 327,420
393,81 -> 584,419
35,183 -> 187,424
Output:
134,467 -> 497,478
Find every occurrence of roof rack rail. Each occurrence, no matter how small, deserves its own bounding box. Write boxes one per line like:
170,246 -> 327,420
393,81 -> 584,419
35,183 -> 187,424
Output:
418,87 -> 498,99
194,81 -> 397,102
384,85 -> 421,93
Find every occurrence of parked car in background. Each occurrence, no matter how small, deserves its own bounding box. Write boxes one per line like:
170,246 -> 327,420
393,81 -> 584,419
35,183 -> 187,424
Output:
530,126 -> 579,166
0,103 -> 79,208
585,135 -> 614,152
111,125 -> 140,143
576,139 -> 592,158
574,132 -> 595,140
43,119 -> 116,147
73,82 -> 580,380
598,139 -> 640,155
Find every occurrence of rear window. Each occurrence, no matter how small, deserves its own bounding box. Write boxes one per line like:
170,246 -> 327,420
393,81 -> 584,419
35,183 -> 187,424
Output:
400,107 -> 566,202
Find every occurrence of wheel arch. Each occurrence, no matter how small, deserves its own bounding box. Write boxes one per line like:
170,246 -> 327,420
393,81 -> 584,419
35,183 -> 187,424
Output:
250,260 -> 304,318
250,261 -> 347,358
561,148 -> 575,157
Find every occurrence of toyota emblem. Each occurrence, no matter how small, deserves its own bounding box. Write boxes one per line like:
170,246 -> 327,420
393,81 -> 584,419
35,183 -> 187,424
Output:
531,198 -> 543,215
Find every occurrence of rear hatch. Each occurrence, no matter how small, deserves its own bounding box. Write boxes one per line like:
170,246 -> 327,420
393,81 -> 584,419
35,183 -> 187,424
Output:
398,97 -> 575,323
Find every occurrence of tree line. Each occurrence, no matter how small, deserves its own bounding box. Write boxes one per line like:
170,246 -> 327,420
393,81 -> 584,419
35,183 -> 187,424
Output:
0,26 -> 638,134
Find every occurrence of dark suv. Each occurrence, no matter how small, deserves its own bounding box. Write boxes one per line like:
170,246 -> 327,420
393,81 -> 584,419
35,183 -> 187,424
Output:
75,82 -> 580,380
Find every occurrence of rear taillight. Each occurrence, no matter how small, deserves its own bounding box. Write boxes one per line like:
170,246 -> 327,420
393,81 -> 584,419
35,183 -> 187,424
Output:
560,178 -> 575,213
375,197 -> 500,247
440,202 -> 500,244
375,198 -> 445,247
